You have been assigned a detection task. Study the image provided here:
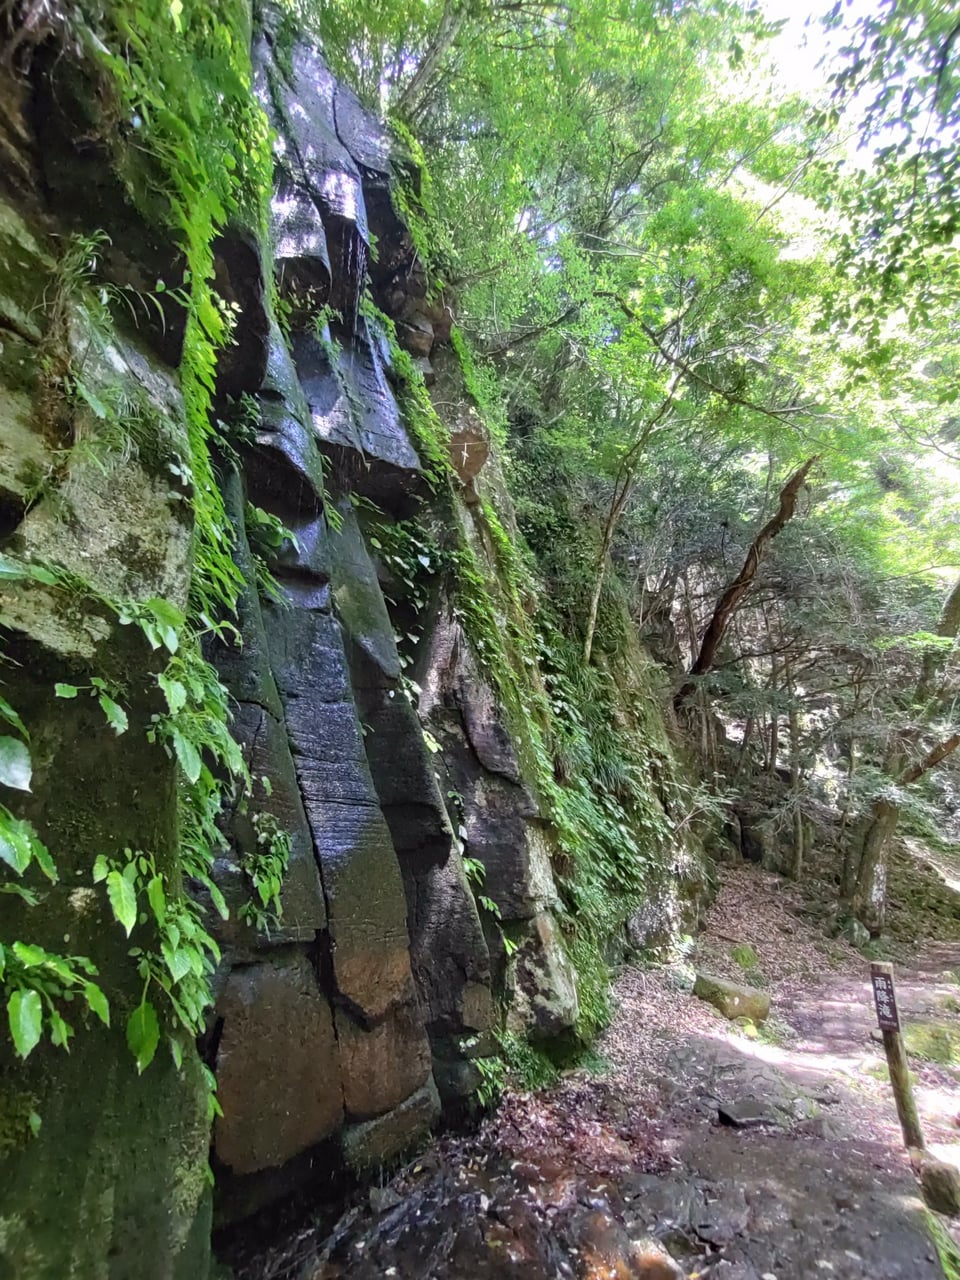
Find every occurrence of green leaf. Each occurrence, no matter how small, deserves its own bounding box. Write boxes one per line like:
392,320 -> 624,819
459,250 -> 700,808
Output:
161,945 -> 192,983
54,684 -> 80,699
73,379 -> 108,419
48,1009 -> 72,1049
0,814 -> 33,875
29,836 -> 57,883
207,879 -> 229,921
126,999 -> 160,1074
27,1111 -> 41,1137
83,982 -> 110,1027
169,1035 -> 183,1070
171,731 -> 202,784
8,989 -> 42,1058
0,736 -> 32,791
0,883 -> 39,905
143,598 -> 186,628
0,696 -> 28,739
98,695 -> 128,736
141,599 -> 184,652
92,854 -> 110,883
106,869 -> 138,936
11,942 -> 47,968
146,876 -> 166,926
158,675 -> 187,715
0,553 -> 57,584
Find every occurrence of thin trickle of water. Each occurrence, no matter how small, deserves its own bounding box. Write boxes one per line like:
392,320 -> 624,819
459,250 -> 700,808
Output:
340,231 -> 354,342
352,238 -> 368,338
339,232 -> 367,342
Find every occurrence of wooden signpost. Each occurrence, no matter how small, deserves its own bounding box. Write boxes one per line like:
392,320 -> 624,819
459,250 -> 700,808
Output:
870,961 -> 925,1152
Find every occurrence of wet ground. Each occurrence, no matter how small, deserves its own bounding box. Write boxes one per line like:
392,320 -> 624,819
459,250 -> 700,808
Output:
233,860 -> 960,1279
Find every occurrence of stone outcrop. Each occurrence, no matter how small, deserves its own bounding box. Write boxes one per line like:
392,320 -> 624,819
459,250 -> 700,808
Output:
693,973 -> 771,1023
0,8 -> 709,1276
0,9 -> 570,1264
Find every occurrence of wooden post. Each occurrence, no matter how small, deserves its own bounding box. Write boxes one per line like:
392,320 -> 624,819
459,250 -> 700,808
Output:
870,961 -> 925,1152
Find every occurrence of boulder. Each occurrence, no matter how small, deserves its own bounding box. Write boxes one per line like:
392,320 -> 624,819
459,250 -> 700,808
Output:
693,973 -> 770,1023
396,315 -> 435,357
918,1153 -> 960,1216
717,1098 -> 779,1129
631,1236 -> 685,1280
213,953 -> 343,1175
506,912 -> 580,1039
335,1002 -> 433,1121
342,1079 -> 441,1172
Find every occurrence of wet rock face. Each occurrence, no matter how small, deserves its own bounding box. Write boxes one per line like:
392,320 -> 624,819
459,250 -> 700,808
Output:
417,611 -> 578,1045
0,66 -> 211,1280
206,26 -> 507,1218
205,21 -> 584,1205
214,953 -> 343,1175
0,12 -> 586,1266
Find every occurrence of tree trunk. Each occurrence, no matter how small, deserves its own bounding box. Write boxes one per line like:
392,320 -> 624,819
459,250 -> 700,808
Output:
583,475 -> 632,666
788,661 -> 804,880
839,738 -> 859,899
915,574 -> 960,704
734,714 -> 755,782
850,798 -> 900,935
850,731 -> 960,932
767,658 -> 780,774
675,456 -> 818,707
582,386 -> 679,665
396,2 -> 467,120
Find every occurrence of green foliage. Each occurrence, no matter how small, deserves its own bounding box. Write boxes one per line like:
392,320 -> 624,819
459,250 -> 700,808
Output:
823,0 -> 960,334
731,943 -> 760,971
497,1030 -> 560,1093
468,1047 -> 507,1109
69,0 -> 272,622
94,844 -> 221,1074
148,646 -> 247,924
0,2 -> 273,1104
387,118 -> 450,273
926,1207 -> 960,1280
361,296 -> 452,483
238,810 -> 291,933
903,1021 -> 960,1067
451,327 -> 507,445
245,502 -> 298,604
2,944 -> 108,1060
54,678 -> 128,736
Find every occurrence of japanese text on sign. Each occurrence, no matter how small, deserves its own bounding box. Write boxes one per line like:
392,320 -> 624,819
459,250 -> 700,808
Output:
871,966 -> 900,1032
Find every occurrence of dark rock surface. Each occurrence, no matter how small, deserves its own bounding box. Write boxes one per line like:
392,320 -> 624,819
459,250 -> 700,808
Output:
213,953 -> 343,1175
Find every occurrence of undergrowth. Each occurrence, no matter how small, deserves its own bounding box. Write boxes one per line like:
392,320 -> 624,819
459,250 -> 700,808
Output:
1,0 -> 276,1101
927,1209 -> 960,1280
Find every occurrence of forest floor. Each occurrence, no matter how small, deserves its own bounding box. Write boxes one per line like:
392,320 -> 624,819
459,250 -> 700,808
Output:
234,848 -> 960,1280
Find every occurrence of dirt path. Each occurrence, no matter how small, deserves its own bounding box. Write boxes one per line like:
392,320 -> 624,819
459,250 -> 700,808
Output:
236,863 -> 960,1279
598,863 -> 960,1277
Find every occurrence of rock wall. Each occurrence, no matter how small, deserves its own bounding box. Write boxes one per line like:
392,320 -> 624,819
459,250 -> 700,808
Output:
0,8 -> 708,1276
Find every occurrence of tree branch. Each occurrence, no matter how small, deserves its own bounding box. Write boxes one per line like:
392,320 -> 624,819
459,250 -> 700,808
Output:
898,733 -> 960,786
596,290 -> 812,424
674,456 -> 818,707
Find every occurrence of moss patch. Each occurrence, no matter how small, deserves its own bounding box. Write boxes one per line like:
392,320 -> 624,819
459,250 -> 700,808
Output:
904,1021 -> 960,1066
0,1091 -> 40,1158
